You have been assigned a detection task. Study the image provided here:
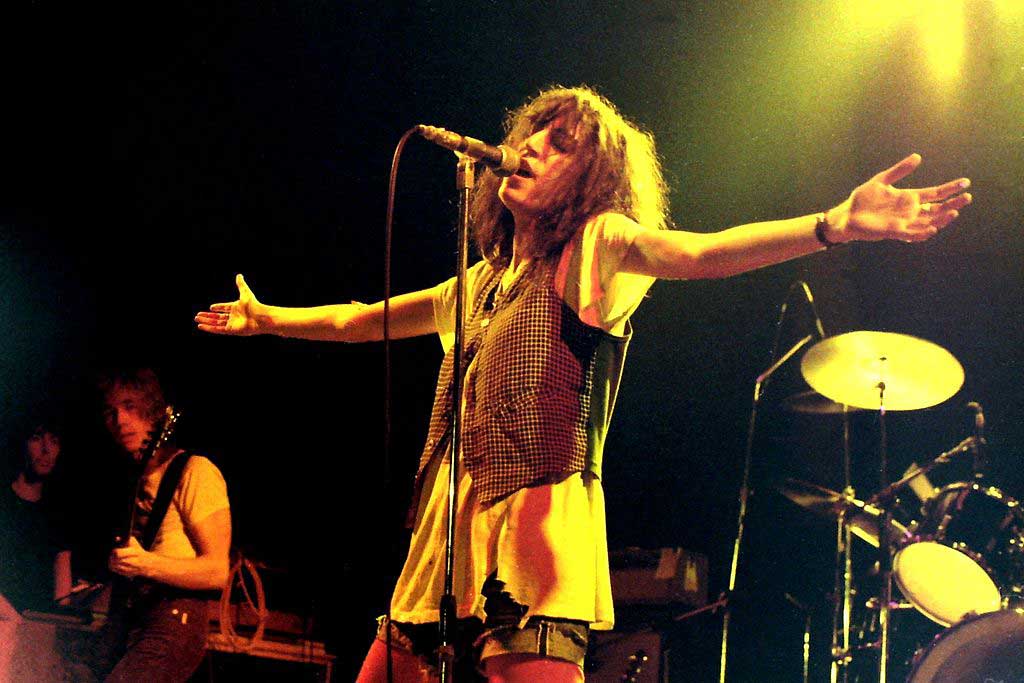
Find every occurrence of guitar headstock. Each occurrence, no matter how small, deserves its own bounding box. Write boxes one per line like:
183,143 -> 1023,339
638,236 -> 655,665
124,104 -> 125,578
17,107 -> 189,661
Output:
138,405 -> 180,465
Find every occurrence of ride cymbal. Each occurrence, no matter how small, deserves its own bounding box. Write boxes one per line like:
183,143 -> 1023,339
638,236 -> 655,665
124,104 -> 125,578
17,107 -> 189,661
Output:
800,331 -> 964,411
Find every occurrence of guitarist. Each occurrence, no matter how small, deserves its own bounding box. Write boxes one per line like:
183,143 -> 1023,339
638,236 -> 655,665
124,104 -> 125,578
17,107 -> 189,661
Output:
97,367 -> 231,682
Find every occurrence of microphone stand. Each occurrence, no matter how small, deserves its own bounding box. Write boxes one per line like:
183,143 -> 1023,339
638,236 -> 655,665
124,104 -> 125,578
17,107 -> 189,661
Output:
967,402 -> 987,480
438,155 -> 474,683
719,333 -> 813,682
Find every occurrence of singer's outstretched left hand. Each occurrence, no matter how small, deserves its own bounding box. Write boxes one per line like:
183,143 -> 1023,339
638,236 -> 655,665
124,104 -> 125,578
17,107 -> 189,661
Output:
825,154 -> 972,244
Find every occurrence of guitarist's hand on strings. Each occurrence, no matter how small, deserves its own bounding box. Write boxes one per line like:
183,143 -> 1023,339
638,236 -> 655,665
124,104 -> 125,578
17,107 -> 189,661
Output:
109,536 -> 152,580
195,274 -> 265,336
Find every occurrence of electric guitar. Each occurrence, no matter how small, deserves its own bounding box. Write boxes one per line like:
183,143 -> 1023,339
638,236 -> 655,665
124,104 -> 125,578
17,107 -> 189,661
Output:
111,405 -> 180,610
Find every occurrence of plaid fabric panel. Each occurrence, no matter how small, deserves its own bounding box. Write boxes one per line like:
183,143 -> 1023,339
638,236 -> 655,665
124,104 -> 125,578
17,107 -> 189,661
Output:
406,263 -> 501,521
462,269 -> 605,504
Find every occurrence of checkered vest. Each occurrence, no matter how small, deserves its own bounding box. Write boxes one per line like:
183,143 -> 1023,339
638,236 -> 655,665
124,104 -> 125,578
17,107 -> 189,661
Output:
409,260 -> 631,514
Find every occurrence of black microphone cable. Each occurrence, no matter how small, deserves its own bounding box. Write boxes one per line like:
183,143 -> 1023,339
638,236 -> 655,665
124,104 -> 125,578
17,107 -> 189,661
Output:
379,125 -> 420,683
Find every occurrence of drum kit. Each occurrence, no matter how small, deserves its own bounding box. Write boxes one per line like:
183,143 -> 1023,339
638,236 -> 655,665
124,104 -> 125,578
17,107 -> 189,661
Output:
775,331 -> 1024,682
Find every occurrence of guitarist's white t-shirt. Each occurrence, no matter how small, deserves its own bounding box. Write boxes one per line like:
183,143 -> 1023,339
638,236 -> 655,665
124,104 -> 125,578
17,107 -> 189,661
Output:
134,453 -> 230,558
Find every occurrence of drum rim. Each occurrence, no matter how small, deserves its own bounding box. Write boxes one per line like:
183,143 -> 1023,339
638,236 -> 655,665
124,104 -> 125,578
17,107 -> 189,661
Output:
929,480 -> 1021,507
917,480 -> 1024,566
906,607 -> 1024,682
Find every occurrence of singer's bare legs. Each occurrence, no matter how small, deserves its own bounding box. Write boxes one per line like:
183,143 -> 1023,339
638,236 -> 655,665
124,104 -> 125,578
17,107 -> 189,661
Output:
483,654 -> 584,683
355,639 -> 434,683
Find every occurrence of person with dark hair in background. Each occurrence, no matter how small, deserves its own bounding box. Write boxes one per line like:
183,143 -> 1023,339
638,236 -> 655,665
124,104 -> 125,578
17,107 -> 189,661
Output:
0,416 -> 72,619
92,366 -> 231,682
0,413 -> 74,679
196,85 -> 972,681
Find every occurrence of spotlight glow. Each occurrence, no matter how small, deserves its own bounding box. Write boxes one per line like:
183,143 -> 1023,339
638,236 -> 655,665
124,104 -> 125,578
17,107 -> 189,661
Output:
918,0 -> 966,83
836,0 -> 967,84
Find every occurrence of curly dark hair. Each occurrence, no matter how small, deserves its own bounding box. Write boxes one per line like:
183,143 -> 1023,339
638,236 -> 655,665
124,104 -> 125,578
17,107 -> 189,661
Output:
470,85 -> 670,269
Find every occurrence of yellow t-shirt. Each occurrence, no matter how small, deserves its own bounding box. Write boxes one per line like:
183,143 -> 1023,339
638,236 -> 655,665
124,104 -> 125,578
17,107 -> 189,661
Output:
134,453 -> 230,559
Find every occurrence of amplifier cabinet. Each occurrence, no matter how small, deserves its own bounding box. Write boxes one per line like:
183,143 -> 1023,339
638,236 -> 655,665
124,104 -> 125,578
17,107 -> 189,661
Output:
610,547 -> 708,607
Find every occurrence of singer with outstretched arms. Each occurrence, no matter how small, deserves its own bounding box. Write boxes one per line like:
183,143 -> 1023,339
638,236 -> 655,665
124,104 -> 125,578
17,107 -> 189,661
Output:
195,86 -> 971,682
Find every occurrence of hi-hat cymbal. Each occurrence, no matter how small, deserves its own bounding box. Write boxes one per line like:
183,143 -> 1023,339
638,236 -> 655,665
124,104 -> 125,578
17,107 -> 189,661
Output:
776,478 -> 910,547
776,478 -> 854,515
800,331 -> 964,411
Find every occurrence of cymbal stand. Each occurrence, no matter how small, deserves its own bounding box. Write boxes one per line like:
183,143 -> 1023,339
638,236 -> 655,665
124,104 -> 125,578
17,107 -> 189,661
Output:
874,380 -> 892,683
830,406 -> 854,683
720,333 -> 814,683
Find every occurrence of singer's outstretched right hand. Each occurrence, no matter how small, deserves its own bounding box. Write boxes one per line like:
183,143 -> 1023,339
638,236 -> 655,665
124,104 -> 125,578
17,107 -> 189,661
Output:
195,274 -> 265,336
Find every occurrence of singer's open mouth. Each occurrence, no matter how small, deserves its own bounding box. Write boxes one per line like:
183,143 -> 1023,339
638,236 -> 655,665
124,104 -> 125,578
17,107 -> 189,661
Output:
516,165 -> 534,178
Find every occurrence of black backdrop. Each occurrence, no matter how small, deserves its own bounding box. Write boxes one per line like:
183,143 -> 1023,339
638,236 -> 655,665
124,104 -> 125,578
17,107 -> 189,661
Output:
4,2 -> 1023,679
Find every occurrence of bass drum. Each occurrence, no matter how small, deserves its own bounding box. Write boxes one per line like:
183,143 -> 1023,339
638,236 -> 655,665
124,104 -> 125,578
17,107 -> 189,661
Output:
906,609 -> 1024,682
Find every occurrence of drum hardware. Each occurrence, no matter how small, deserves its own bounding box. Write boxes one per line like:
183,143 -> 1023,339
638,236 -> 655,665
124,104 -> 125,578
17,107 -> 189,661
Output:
719,320 -> 818,683
863,597 -> 916,610
798,331 -> 966,683
777,479 -> 913,549
865,436 -> 978,508
802,464 -> 1024,680
965,401 -> 987,479
783,592 -> 813,683
891,480 -> 1024,627
897,461 -> 937,504
735,320 -> 1013,682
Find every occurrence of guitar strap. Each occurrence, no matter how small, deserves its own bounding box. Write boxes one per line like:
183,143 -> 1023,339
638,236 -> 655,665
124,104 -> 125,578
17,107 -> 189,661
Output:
140,451 -> 193,551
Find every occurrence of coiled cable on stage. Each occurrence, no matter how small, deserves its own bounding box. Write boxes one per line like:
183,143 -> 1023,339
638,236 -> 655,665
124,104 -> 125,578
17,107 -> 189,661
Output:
218,552 -> 268,652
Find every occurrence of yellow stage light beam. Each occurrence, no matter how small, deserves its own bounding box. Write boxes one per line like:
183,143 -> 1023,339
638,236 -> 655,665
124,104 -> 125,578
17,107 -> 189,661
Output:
918,0 -> 966,83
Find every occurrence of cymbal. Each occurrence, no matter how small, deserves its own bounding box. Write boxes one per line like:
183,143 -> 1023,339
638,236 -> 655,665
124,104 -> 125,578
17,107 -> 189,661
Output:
800,331 -> 964,411
779,389 -> 863,415
776,478 -> 849,513
848,506 -> 911,548
776,478 -> 910,547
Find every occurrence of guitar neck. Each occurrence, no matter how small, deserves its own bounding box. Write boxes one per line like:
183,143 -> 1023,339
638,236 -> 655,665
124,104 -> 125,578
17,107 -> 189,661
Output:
116,405 -> 179,548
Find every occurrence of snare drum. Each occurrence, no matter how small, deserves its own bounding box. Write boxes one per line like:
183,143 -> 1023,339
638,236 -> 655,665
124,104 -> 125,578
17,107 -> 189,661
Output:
893,482 -> 1024,626
906,608 -> 1024,682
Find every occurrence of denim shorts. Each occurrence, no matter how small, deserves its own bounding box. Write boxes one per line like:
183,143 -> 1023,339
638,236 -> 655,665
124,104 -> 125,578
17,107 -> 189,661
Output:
377,574 -> 590,674
377,615 -> 589,674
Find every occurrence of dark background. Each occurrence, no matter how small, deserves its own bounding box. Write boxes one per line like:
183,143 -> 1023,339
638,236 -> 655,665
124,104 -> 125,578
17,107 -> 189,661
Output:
3,1 -> 1022,680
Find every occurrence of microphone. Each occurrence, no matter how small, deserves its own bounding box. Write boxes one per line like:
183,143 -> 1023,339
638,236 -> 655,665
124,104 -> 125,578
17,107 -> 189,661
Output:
966,401 -> 987,478
416,125 -> 524,177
